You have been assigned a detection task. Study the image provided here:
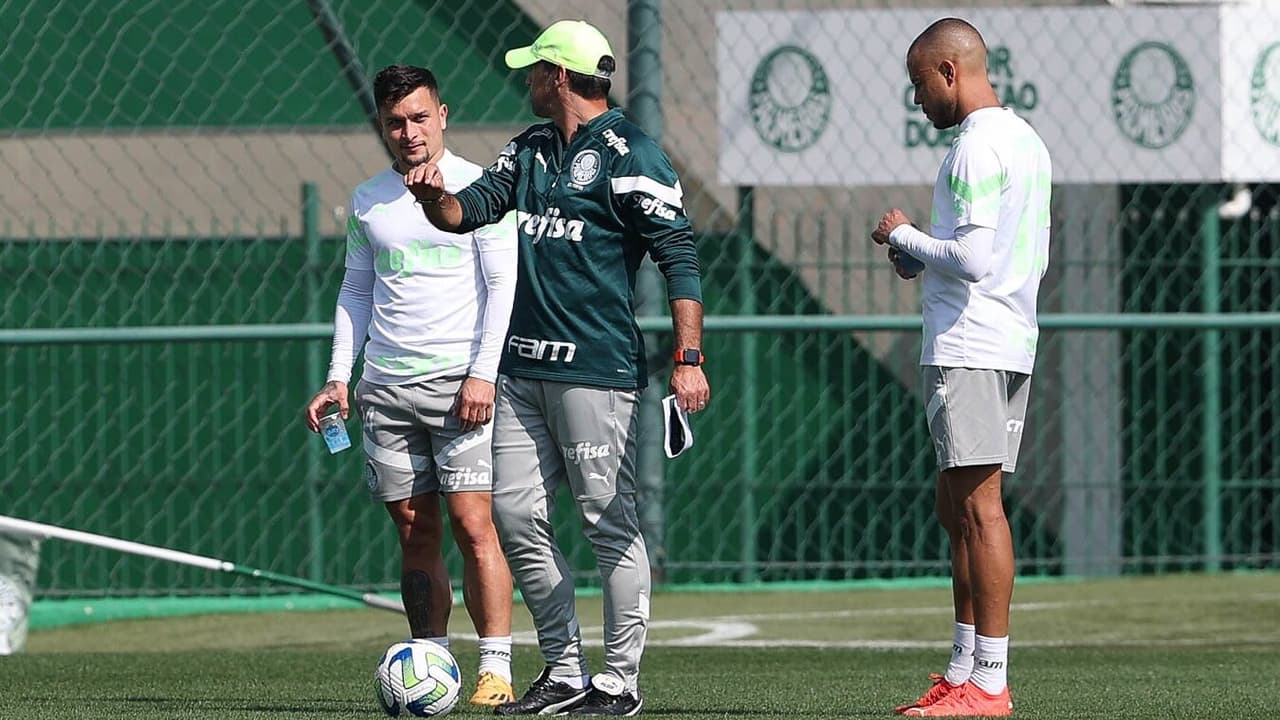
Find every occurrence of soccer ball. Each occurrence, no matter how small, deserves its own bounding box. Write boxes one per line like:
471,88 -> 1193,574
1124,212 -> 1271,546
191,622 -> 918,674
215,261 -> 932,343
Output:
374,640 -> 462,717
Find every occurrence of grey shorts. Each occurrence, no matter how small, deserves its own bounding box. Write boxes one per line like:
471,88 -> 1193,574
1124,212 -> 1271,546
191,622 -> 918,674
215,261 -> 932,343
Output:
354,377 -> 494,502
922,366 -> 1031,474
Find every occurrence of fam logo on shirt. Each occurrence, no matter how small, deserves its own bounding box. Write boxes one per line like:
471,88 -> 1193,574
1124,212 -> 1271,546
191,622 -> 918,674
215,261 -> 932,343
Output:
1111,42 -> 1195,150
749,45 -> 831,152
1251,42 -> 1280,147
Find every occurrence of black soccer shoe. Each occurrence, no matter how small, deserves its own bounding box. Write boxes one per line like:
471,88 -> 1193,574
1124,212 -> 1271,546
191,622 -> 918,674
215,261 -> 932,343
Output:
569,681 -> 642,717
494,668 -> 590,716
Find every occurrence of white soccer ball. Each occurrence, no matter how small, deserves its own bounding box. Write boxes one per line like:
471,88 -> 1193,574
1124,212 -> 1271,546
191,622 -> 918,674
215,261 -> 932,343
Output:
374,640 -> 462,717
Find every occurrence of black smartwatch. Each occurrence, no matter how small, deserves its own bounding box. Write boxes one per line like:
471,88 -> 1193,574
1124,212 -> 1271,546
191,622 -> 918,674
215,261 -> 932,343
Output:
674,348 -> 705,366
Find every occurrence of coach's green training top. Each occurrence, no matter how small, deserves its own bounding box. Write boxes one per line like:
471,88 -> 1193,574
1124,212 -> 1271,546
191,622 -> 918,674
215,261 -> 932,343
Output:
454,108 -> 702,390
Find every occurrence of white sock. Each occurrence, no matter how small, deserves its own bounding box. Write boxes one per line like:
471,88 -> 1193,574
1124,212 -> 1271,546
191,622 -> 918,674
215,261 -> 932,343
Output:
477,636 -> 513,682
971,634 -> 1009,695
423,635 -> 450,651
943,622 -> 976,686
548,670 -> 588,690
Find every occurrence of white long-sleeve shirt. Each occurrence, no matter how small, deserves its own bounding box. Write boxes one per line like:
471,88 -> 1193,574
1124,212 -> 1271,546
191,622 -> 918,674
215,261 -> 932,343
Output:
327,150 -> 518,386
889,107 -> 1052,374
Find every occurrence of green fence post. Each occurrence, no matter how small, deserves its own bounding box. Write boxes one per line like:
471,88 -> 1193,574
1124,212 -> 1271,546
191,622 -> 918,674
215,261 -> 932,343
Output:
737,186 -> 758,583
303,182 -> 325,582
628,0 -> 668,582
1200,194 -> 1222,573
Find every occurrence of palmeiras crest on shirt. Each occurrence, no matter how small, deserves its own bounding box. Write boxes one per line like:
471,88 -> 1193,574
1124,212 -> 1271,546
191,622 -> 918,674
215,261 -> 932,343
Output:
569,149 -> 602,189
1111,42 -> 1195,150
749,45 -> 831,152
1251,42 -> 1280,147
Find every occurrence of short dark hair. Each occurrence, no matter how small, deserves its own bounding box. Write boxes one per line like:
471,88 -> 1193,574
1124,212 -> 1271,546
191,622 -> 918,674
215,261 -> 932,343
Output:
373,65 -> 440,112
566,55 -> 614,100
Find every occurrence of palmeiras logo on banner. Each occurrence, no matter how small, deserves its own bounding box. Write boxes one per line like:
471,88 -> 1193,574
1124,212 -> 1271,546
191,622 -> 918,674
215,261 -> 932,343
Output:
1251,42 -> 1280,147
749,45 -> 831,152
1112,42 -> 1196,149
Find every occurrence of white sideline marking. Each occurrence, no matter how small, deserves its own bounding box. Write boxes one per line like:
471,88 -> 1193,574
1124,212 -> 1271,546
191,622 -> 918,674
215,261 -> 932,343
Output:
487,593 -> 1280,649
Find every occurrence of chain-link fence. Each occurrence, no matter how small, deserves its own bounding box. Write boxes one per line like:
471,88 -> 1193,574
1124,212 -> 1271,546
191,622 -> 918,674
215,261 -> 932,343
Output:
1,0 -> 1277,598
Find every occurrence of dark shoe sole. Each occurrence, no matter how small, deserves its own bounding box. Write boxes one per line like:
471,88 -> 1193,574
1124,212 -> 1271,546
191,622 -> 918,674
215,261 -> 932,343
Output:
569,696 -> 643,717
494,689 -> 590,716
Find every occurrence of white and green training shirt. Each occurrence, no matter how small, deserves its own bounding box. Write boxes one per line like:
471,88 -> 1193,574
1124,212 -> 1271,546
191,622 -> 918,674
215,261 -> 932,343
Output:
892,106 -> 1052,374
327,149 -> 518,386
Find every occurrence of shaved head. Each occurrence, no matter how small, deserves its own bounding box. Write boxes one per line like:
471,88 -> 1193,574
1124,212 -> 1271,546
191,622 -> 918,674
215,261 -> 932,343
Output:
905,18 -> 998,130
909,18 -> 988,73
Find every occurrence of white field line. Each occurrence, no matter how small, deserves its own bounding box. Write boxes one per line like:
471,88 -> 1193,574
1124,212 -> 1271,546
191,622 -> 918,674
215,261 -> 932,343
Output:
660,592 -> 1280,625
482,592 -> 1280,649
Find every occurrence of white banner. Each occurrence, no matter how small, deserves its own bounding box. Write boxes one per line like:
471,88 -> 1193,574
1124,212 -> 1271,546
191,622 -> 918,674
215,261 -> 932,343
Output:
717,6 -> 1280,185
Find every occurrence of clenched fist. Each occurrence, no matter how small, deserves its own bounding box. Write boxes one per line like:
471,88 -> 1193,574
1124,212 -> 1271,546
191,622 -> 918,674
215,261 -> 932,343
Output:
872,208 -> 913,245
403,162 -> 446,204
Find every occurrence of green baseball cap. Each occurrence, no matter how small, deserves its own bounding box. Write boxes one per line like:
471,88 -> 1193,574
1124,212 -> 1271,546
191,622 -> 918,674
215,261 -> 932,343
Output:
504,19 -> 615,79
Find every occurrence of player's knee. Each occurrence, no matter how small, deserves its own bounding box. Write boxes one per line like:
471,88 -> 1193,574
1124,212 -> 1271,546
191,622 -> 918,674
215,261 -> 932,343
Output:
579,504 -> 638,549
488,492 -> 521,538
489,493 -> 551,556
958,497 -> 1007,535
396,513 -> 444,554
450,512 -> 499,557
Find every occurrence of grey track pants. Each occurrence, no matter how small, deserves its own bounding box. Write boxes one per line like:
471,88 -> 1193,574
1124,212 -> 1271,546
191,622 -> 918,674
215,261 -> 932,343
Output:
491,374 -> 650,692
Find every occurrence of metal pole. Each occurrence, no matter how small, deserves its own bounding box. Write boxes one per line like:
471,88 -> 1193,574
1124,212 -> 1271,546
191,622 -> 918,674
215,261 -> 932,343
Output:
737,186 -> 758,583
628,0 -> 664,140
0,515 -> 402,614
303,182 -> 326,582
306,0 -> 385,144
628,0 -> 668,582
5,313 -> 1280,346
1200,194 -> 1223,573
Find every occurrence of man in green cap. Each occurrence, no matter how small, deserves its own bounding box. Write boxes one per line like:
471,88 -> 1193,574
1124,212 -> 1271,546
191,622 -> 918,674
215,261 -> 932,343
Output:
404,18 -> 710,718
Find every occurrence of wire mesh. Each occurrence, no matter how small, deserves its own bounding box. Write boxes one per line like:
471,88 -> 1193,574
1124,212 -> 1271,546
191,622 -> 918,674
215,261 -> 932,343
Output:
1,0 -> 1277,597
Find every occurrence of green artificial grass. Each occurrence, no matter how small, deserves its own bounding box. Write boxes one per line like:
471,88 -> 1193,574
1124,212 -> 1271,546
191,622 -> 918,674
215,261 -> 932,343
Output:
4,573 -> 1278,719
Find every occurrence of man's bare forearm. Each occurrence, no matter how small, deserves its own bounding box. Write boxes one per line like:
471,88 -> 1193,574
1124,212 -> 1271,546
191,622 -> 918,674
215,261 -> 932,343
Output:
671,298 -> 703,349
421,193 -> 465,232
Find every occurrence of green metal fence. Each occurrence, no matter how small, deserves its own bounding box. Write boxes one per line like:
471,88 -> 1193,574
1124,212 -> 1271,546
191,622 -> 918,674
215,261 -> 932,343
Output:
2,1 -> 1279,598
3,184 -> 1278,597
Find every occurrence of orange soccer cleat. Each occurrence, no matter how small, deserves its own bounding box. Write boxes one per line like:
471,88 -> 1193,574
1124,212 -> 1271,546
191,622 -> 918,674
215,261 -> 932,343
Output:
894,674 -> 962,715
901,681 -> 1012,717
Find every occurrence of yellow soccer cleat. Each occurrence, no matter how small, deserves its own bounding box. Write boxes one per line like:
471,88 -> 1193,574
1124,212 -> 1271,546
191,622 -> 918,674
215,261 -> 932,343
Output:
470,671 -> 516,707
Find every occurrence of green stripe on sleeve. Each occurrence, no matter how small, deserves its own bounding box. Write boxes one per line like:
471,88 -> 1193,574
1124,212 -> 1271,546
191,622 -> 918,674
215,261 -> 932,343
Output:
948,172 -> 1004,204
346,214 -> 369,253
